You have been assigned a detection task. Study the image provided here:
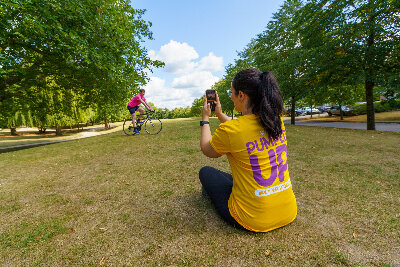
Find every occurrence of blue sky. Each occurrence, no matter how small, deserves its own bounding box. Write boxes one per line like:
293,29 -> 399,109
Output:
131,0 -> 285,109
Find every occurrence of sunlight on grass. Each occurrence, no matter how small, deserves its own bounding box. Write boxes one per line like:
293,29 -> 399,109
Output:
0,118 -> 399,265
0,219 -> 68,249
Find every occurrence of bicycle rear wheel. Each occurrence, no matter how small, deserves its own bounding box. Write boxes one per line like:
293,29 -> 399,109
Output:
123,119 -> 137,135
145,118 -> 162,135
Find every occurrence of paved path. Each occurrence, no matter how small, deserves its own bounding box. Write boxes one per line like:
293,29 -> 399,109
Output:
287,120 -> 400,132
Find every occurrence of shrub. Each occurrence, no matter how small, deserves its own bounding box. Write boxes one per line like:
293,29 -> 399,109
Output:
351,100 -> 400,115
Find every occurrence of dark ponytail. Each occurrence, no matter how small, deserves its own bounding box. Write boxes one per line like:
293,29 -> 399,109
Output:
232,69 -> 283,139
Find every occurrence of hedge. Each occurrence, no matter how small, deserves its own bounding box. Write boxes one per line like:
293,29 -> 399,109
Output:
351,99 -> 400,115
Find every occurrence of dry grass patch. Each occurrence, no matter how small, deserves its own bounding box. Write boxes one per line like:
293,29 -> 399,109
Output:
0,118 -> 399,266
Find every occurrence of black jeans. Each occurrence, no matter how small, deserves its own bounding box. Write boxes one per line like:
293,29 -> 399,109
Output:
199,166 -> 247,231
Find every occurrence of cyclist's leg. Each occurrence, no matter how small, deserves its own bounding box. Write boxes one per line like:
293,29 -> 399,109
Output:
128,105 -> 139,127
137,107 -> 145,121
131,113 -> 136,127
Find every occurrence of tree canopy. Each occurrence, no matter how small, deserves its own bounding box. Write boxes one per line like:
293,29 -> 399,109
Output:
213,0 -> 400,129
0,0 -> 163,133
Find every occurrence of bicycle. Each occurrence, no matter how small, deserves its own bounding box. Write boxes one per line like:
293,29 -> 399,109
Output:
123,111 -> 162,135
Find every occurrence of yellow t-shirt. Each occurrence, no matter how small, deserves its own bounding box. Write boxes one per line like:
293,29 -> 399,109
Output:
210,114 -> 297,232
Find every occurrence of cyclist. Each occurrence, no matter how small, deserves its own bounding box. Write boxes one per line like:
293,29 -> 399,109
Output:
127,89 -> 154,134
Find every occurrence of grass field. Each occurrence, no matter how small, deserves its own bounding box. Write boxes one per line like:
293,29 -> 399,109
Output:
0,118 -> 399,266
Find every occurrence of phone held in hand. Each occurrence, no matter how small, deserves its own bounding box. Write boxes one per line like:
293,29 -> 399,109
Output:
205,89 -> 216,112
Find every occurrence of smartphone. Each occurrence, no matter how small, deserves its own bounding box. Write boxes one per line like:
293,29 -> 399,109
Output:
206,89 -> 216,112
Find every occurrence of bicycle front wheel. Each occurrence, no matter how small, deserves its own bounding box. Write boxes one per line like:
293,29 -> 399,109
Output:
145,118 -> 162,135
123,119 -> 137,136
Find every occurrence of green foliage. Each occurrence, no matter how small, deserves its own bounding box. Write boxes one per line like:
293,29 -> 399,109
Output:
0,0 -> 163,133
254,0 -> 307,102
326,84 -> 365,107
210,0 -> 400,129
190,96 -> 204,117
210,58 -> 252,116
297,0 -> 400,128
351,100 -> 400,115
169,106 -> 191,119
153,106 -> 193,119
212,78 -> 233,115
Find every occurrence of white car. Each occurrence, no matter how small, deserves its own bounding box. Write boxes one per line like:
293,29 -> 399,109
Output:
303,107 -> 320,115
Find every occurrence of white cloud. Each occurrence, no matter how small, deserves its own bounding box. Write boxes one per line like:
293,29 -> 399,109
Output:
143,76 -> 166,97
197,52 -> 224,72
143,76 -> 195,109
145,40 -> 223,109
172,71 -> 220,93
149,40 -> 199,74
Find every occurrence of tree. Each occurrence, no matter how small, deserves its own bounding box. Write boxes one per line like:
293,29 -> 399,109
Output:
300,0 -> 400,130
0,0 -> 163,132
212,78 -> 233,116
327,84 -> 364,120
190,97 -> 204,117
212,57 -> 254,117
252,0 -> 307,124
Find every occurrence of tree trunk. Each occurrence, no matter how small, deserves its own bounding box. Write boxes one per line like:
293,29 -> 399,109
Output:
105,120 -> 109,129
365,80 -> 375,130
11,127 -> 17,136
339,104 -> 344,120
56,125 -> 62,136
291,96 -> 296,125
365,6 -> 376,130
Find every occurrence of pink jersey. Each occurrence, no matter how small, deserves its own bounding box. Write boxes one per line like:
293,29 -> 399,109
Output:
128,94 -> 146,107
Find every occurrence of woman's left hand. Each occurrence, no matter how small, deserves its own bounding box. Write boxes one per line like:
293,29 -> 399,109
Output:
214,91 -> 223,116
202,94 -> 211,120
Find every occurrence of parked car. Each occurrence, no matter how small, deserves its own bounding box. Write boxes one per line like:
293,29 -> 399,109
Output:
328,105 -> 356,116
316,106 -> 331,113
303,107 -> 321,115
295,108 -> 307,116
286,108 -> 306,116
328,106 -> 338,116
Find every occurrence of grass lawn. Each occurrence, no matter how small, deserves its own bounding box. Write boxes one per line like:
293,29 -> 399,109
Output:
0,117 -> 399,266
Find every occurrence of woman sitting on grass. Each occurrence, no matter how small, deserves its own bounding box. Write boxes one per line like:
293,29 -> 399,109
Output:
199,68 -> 297,232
